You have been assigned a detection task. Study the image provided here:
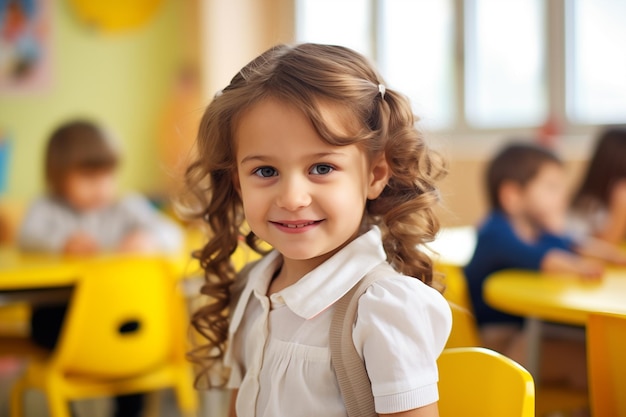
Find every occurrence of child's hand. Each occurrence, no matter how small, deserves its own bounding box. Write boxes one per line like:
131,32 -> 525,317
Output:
117,230 -> 158,254
611,251 -> 626,267
543,250 -> 604,280
63,232 -> 100,255
576,259 -> 604,281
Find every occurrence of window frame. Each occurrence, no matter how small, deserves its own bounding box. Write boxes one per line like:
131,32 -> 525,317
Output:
295,0 -> 609,143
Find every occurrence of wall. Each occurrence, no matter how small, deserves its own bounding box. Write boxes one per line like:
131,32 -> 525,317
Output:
200,0 -> 294,98
0,0 -> 190,199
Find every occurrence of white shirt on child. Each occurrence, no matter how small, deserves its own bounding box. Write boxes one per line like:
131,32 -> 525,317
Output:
18,194 -> 182,253
225,227 -> 452,417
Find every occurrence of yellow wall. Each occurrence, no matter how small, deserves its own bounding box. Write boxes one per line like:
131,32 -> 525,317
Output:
0,0 -> 189,199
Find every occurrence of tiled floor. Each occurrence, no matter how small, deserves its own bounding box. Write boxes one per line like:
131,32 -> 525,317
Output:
0,359 -> 230,417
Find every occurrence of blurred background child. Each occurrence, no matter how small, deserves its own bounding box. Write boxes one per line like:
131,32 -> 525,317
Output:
19,120 -> 182,254
18,119 -> 183,417
569,127 -> 626,244
464,142 -> 626,388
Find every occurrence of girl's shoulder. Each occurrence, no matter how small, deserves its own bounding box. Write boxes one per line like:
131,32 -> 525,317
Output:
357,265 -> 451,319
351,266 -> 452,375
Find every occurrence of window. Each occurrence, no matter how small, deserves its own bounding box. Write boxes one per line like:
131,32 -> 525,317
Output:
296,0 -> 626,132
464,0 -> 546,128
566,0 -> 626,124
296,0 -> 371,57
296,0 -> 455,129
378,0 -> 455,128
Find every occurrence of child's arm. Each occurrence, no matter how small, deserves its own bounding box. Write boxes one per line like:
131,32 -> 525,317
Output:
596,180 -> 626,244
573,237 -> 626,266
18,198 -> 78,253
117,230 -> 159,254
541,249 -> 604,279
63,232 -> 100,255
381,403 -> 439,417
119,194 -> 183,253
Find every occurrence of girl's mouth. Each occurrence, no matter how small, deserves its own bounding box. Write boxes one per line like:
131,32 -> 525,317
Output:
270,220 -> 324,232
281,221 -> 317,228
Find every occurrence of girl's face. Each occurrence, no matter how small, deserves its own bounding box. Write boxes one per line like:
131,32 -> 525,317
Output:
234,98 -> 388,265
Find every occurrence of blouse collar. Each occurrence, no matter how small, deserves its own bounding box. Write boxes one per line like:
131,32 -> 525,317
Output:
230,227 -> 388,332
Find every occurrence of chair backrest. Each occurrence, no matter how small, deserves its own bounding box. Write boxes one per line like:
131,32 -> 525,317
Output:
438,263 -> 482,348
438,263 -> 473,312
52,257 -> 180,378
446,302 -> 481,348
438,347 -> 535,417
587,312 -> 626,417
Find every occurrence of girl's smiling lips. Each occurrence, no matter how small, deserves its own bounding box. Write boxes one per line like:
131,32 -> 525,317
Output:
269,219 -> 324,233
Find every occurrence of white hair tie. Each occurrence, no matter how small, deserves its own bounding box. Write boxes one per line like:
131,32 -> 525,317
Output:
378,84 -> 386,100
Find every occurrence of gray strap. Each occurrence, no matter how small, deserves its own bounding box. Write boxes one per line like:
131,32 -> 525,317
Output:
330,263 -> 394,417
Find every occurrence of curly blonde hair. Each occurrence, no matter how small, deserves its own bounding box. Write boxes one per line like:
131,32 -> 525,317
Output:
182,43 -> 447,387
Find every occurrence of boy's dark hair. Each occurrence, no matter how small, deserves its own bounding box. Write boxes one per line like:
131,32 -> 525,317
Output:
486,142 -> 562,211
45,120 -> 119,196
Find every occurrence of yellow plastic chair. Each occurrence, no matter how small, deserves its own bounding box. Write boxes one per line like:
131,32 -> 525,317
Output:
587,312 -> 626,417
0,304 -> 30,337
446,302 -> 481,348
438,263 -> 473,312
437,263 -> 482,348
8,257 -> 198,417
438,347 -> 535,417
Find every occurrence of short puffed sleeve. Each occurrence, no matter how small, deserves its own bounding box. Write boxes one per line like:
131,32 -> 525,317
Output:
352,276 -> 452,414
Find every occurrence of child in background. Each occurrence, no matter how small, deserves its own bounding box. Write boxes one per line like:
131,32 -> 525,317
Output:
183,44 -> 451,417
570,127 -> 626,244
18,120 -> 183,417
465,142 -> 626,385
19,120 -> 182,254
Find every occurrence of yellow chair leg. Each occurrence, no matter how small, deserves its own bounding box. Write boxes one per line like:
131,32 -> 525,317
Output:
174,369 -> 198,416
46,385 -> 71,417
9,376 -> 26,417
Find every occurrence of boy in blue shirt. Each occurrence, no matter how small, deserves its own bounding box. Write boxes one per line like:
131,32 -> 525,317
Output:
465,143 -> 626,385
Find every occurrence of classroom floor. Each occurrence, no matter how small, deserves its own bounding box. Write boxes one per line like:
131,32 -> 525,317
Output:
0,359 -> 230,417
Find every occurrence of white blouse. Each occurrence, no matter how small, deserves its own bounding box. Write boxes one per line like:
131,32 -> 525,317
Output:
225,227 -> 452,417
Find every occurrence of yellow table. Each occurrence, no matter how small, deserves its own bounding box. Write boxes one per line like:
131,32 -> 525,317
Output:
0,249 -> 82,291
484,268 -> 626,326
0,228 -> 261,297
484,267 -> 626,375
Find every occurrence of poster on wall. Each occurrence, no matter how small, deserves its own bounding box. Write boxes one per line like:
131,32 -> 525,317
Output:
0,0 -> 52,94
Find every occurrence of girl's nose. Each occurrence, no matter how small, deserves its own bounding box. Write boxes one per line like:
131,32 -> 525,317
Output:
276,177 -> 312,211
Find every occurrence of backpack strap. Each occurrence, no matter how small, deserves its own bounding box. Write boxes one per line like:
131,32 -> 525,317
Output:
330,262 -> 396,417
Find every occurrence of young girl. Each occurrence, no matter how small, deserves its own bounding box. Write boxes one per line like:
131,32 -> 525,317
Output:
570,127 -> 626,244
183,44 -> 452,417
18,120 -> 183,417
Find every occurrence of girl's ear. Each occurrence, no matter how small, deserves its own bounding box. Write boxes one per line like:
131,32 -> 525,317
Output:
367,152 -> 390,200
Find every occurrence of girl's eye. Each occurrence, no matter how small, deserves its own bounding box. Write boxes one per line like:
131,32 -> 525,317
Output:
310,164 -> 334,175
253,167 -> 278,178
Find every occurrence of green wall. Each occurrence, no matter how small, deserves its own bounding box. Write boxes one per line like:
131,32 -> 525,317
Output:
0,0 -> 185,199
